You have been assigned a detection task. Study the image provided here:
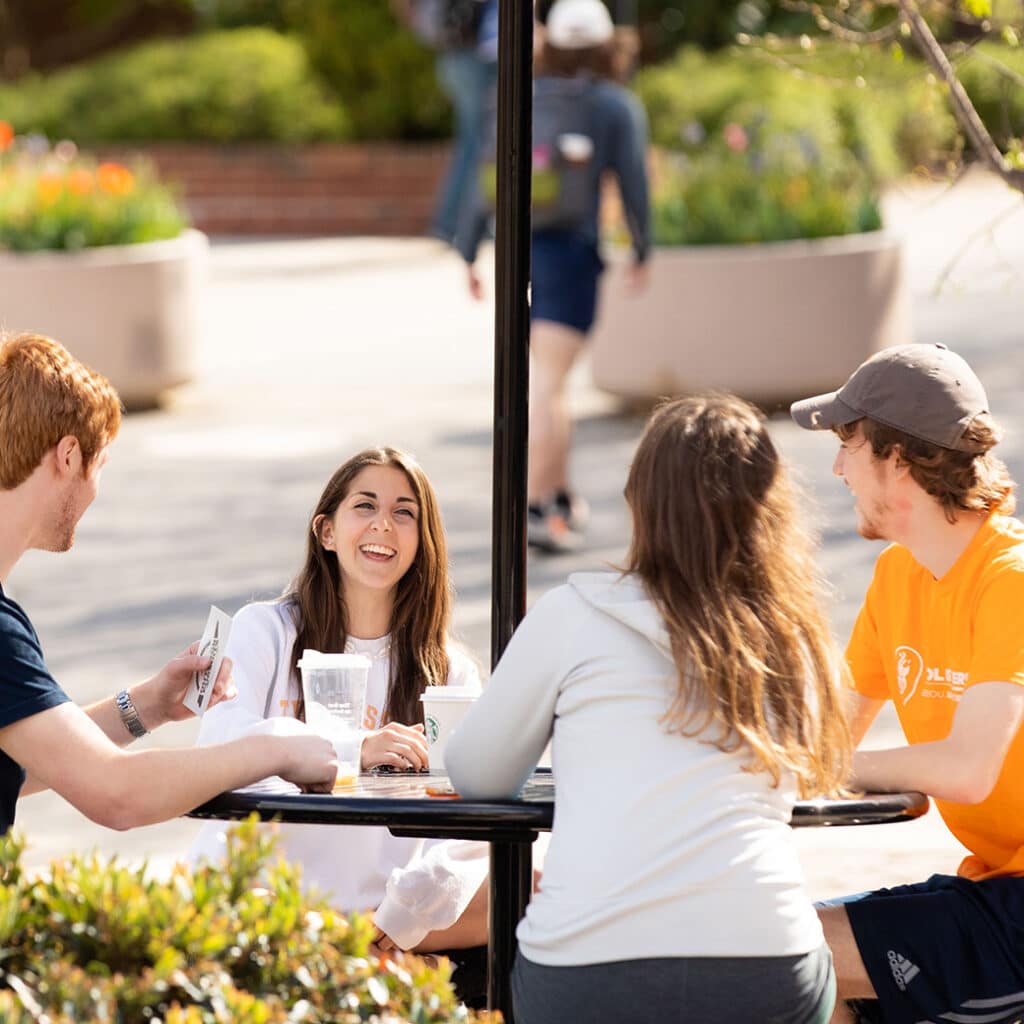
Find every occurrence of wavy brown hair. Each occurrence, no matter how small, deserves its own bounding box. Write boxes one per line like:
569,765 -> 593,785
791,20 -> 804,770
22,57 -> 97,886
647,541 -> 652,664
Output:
836,415 -> 1015,524
285,447 -> 452,726
624,394 -> 850,796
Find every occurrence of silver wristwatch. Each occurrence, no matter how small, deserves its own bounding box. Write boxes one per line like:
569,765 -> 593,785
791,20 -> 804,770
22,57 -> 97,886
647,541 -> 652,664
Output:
115,689 -> 148,739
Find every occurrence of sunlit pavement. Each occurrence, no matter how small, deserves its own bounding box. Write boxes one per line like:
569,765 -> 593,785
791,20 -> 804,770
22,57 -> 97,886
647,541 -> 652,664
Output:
9,170 -> 1023,897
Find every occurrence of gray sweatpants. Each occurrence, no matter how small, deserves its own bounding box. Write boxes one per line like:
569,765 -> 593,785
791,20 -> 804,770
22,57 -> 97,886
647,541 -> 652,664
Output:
511,945 -> 835,1024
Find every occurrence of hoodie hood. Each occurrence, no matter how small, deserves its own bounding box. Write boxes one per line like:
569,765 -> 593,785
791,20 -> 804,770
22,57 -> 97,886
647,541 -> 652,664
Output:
568,571 -> 673,660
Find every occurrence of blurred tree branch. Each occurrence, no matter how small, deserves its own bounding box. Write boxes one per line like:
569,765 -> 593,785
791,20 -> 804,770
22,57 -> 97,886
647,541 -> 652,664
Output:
899,0 -> 1024,191
772,0 -> 1024,192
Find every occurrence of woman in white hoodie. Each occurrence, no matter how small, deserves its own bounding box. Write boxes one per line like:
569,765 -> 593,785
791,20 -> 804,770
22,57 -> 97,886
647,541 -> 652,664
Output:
191,447 -> 488,1003
447,395 -> 852,1024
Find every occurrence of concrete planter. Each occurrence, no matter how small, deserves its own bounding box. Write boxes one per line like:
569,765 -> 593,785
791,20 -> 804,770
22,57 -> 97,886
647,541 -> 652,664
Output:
0,229 -> 208,408
590,231 -> 913,406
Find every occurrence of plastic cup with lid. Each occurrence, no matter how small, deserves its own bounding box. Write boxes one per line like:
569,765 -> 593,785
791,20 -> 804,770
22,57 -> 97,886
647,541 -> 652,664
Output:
298,650 -> 370,788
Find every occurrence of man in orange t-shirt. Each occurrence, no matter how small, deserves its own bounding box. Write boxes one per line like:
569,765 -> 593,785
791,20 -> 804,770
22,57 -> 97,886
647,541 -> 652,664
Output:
792,343 -> 1024,1024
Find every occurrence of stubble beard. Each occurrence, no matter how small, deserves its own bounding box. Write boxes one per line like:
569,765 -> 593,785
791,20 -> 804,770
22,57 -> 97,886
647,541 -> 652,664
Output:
855,500 -> 888,542
49,491 -> 78,552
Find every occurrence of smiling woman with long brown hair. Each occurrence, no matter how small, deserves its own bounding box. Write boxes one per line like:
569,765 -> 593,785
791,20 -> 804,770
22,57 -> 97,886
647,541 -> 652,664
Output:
190,447 -> 489,1003
447,394 -> 852,1024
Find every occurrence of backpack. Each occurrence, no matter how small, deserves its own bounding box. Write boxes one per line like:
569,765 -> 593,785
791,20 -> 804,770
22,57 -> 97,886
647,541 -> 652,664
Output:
480,77 -> 595,233
411,0 -> 489,50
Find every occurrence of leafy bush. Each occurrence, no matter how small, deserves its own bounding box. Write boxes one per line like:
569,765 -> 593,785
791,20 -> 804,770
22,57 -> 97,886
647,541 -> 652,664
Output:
0,28 -> 348,143
652,122 -> 882,245
0,822 -> 486,1023
957,40 -> 1024,149
0,125 -> 187,251
637,41 -> 959,181
284,0 -> 452,141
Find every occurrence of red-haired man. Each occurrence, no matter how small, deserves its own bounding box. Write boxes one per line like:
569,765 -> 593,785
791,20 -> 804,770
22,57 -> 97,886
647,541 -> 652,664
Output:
0,333 -> 337,838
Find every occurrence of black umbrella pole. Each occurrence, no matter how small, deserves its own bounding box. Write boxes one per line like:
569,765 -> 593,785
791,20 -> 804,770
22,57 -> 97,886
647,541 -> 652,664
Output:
490,0 -> 534,671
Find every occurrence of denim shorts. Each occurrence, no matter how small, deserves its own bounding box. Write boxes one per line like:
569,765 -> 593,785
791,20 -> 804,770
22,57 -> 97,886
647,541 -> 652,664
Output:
845,873 -> 1024,1024
530,230 -> 604,335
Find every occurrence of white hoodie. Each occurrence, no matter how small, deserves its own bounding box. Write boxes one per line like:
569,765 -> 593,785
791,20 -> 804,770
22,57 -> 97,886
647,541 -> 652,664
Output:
446,571 -> 824,966
189,600 -> 488,950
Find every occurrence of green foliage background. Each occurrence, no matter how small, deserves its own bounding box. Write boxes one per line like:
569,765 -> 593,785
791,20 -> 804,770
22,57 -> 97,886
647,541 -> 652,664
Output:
282,0 -> 451,141
0,28 -> 348,143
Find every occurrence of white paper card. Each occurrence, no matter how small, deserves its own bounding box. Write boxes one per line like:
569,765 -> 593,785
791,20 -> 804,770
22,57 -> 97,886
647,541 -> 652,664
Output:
184,605 -> 233,716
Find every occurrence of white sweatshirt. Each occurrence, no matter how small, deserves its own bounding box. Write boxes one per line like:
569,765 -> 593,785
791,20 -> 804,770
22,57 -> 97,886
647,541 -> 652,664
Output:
189,600 -> 487,950
446,572 -> 825,966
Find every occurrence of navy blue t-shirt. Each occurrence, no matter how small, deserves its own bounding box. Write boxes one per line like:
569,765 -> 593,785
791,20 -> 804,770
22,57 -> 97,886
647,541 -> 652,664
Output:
0,583 -> 70,834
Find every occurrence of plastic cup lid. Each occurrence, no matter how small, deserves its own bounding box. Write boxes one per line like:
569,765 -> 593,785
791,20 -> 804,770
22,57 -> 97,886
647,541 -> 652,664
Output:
297,649 -> 371,670
420,686 -> 478,701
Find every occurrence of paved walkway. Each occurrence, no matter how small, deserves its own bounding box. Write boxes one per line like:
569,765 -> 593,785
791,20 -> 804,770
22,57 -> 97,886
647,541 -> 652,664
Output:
7,170 -> 1023,899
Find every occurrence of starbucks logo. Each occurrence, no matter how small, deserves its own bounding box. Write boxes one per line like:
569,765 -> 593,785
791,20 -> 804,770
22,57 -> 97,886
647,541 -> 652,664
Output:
426,714 -> 440,745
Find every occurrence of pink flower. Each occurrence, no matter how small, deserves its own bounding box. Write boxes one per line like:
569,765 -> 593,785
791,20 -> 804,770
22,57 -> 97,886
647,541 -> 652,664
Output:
723,123 -> 748,154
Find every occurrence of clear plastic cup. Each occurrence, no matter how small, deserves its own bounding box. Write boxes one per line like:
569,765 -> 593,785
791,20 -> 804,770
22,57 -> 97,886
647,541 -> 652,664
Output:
419,686 -> 478,773
298,650 -> 370,789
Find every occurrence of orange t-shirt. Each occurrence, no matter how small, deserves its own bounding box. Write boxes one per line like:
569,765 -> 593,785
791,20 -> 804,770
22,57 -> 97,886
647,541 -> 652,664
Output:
846,513 -> 1024,879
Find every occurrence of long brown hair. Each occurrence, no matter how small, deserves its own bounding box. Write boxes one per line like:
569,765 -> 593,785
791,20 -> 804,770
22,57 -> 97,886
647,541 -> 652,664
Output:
285,447 -> 452,725
624,394 -> 850,796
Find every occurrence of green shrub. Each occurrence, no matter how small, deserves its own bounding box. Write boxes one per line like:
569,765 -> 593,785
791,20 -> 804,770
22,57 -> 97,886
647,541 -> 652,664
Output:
652,124 -> 882,245
957,40 -> 1024,149
0,822 -> 485,1023
637,41 -> 959,182
0,28 -> 348,143
284,0 -> 452,141
0,126 -> 187,251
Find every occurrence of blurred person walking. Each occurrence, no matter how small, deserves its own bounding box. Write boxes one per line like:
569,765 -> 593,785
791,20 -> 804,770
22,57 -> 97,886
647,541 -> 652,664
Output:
0,333 -> 337,841
394,0 -> 499,244
459,0 -> 651,553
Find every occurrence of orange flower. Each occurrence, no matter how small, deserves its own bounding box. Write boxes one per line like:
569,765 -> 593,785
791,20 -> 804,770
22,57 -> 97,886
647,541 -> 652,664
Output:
36,172 -> 63,206
66,168 -> 95,195
784,177 -> 809,205
96,162 -> 135,196
0,121 -> 12,151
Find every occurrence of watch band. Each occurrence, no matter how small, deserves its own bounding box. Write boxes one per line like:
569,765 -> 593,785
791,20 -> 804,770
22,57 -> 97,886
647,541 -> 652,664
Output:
115,689 -> 148,739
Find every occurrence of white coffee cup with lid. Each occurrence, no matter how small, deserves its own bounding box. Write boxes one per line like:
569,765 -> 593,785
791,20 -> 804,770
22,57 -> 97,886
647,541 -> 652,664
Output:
419,686 -> 478,772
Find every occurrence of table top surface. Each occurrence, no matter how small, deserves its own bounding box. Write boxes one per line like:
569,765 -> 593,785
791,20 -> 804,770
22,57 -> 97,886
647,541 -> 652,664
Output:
189,771 -> 929,836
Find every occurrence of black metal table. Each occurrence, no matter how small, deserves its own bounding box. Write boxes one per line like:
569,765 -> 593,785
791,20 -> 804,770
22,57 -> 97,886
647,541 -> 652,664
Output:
189,774 -> 928,1022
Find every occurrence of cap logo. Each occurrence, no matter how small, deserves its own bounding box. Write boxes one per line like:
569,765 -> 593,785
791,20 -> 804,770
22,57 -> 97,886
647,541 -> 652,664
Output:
810,410 -> 823,427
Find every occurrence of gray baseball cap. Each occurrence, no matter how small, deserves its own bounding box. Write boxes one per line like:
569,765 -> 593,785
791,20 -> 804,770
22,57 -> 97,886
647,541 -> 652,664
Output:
790,344 -> 989,451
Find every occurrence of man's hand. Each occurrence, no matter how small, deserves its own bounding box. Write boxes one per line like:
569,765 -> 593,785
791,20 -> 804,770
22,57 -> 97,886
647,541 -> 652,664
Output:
361,722 -> 429,771
276,734 -> 338,793
625,259 -> 650,295
134,642 -> 236,730
467,263 -> 485,301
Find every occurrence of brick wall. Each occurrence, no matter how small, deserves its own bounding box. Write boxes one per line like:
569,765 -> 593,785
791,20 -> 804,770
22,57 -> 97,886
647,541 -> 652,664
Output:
97,143 -> 451,237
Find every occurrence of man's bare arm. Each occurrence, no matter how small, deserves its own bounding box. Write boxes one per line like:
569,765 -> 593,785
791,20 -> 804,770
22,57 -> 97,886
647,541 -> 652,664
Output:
20,645 -> 235,796
851,682 -> 1024,803
2,702 -> 337,828
845,690 -> 886,747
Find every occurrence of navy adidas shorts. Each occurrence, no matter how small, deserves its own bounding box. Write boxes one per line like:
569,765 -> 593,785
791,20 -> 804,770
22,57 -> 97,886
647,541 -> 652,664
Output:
530,230 -> 604,334
844,873 -> 1024,1024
